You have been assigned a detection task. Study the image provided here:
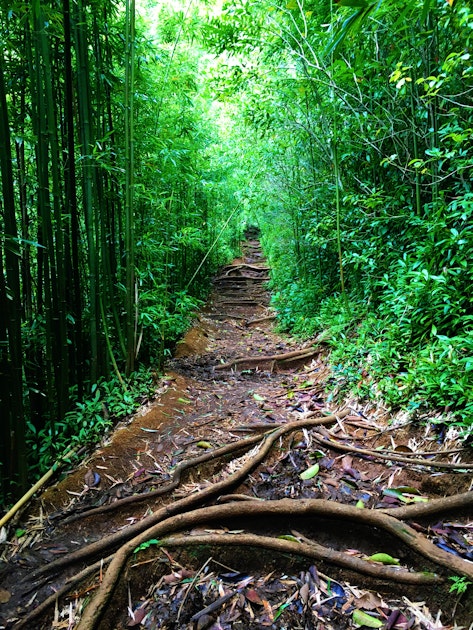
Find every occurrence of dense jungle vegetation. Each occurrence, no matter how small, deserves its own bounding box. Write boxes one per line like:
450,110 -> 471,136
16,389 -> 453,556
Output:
1,0 -> 472,502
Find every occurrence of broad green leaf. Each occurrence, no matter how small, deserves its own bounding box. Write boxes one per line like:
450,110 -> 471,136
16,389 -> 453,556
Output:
299,463 -> 319,480
352,609 -> 384,628
367,553 -> 400,565
355,499 -> 365,508
253,393 -> 265,401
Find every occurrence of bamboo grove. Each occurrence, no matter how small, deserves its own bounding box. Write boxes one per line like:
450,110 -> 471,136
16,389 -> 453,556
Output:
0,0 -> 242,500
203,0 -> 473,433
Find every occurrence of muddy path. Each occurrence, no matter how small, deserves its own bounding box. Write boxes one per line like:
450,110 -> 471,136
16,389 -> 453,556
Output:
1,239 -> 473,630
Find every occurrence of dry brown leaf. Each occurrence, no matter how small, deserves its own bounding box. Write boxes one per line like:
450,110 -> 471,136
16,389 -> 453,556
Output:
355,591 -> 384,610
246,588 -> 263,604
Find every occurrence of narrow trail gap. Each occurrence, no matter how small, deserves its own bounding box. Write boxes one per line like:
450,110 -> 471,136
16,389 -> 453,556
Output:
1,236 -> 473,629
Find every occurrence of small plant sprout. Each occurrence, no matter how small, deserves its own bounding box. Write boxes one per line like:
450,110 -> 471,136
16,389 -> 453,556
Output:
448,576 -> 472,595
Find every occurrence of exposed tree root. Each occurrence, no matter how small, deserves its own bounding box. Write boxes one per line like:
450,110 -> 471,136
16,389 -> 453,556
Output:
26,412 -> 348,584
159,532 -> 441,584
14,555 -> 114,630
60,432 -> 266,524
77,497 -> 472,630
16,409 -> 473,629
215,274 -> 270,281
214,346 -> 318,370
383,489 -> 473,519
312,432 -> 473,470
222,263 -> 270,274
246,314 -> 276,326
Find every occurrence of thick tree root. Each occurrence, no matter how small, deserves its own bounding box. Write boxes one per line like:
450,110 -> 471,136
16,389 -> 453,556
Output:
214,346 -> 318,370
61,432 -> 266,524
16,409 -> 473,629
26,411 -> 348,584
246,315 -> 276,326
383,489 -> 473,519
221,263 -> 270,274
312,432 -> 473,470
158,533 -> 441,584
14,555 -> 114,630
77,497 -> 471,630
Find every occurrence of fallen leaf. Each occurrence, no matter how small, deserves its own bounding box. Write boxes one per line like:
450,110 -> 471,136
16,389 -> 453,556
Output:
299,582 -> 310,605
0,588 -> 11,604
246,588 -> 263,604
127,604 -> 148,626
196,441 -> 212,449
367,553 -> 400,565
394,445 -> 414,453
84,469 -> 100,488
352,609 -> 384,628
278,534 -> 300,543
299,463 -> 319,480
355,591 -> 384,610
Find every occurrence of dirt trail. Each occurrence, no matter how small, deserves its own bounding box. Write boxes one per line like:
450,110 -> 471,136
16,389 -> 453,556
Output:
1,238 -> 473,629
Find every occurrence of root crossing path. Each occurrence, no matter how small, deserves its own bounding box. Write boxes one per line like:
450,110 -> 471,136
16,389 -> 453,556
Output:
2,239 -> 473,630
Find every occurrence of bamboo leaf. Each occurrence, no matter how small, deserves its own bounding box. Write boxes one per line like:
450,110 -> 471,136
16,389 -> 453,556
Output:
421,0 -> 434,23
352,609 -> 384,628
278,534 -> 300,542
324,3 -> 380,60
299,463 -> 320,480
367,553 -> 400,565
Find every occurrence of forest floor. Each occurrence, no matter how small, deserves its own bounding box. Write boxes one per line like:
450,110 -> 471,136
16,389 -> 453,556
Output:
1,239 -> 473,630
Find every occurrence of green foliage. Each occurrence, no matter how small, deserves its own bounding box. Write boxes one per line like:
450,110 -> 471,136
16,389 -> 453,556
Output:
202,0 -> 473,433
134,539 -> 161,554
1,0 -> 245,496
448,576 -> 472,595
26,367 -> 156,477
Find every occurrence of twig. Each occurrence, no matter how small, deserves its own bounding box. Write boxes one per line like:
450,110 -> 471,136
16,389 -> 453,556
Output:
177,556 -> 212,622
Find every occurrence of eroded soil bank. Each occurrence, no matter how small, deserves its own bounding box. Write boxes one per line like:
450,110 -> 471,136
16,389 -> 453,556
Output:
1,238 -> 472,630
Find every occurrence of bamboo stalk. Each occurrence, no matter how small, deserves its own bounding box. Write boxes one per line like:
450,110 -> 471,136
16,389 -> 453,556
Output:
0,448 -> 78,529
